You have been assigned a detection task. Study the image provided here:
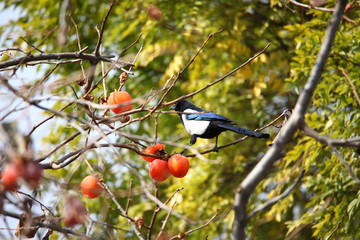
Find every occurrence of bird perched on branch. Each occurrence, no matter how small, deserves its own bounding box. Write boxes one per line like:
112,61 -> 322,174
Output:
170,99 -> 270,153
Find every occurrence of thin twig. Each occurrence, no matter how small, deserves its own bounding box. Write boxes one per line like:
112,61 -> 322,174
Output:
94,0 -> 117,56
102,183 -> 145,240
28,63 -> 60,97
164,43 -> 271,107
147,182 -> 160,240
154,112 -> 160,143
169,211 -> 219,240
69,13 -> 87,80
329,144 -> 360,186
324,221 -> 341,240
125,179 -> 133,215
247,170 -> 305,220
156,191 -> 180,240
0,48 -> 27,54
82,33 -> 142,99
281,0 -> 296,13
119,45 -> 143,91
341,68 -> 360,107
128,45 -> 143,73
158,29 -> 224,108
20,37 -> 44,53
17,191 -> 55,217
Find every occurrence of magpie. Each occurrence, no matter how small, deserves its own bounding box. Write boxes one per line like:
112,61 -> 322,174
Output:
170,99 -> 270,153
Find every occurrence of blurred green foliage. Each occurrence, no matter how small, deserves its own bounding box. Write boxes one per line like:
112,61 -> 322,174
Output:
1,0 -> 360,239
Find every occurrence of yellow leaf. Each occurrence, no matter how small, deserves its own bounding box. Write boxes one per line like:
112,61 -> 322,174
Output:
260,54 -> 268,63
275,211 -> 282,222
164,55 -> 184,77
258,82 -> 267,89
253,86 -> 261,97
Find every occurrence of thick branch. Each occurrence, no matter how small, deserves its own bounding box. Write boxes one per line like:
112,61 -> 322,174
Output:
232,0 -> 347,239
301,120 -> 360,148
300,118 -> 360,185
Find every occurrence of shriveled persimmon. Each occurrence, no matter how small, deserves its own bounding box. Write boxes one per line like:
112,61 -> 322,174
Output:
168,154 -> 189,178
108,91 -> 132,114
149,159 -> 170,182
141,143 -> 165,162
23,162 -> 43,188
80,175 -> 103,199
62,195 -> 88,226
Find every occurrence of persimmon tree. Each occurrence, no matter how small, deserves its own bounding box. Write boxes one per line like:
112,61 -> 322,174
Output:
0,0 -> 360,239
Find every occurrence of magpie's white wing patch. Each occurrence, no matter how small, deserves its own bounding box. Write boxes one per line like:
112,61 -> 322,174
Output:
181,109 -> 209,135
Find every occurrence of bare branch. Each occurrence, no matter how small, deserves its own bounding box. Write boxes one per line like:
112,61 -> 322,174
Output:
156,189 -> 181,239
125,179 -> 134,215
0,210 -> 91,239
164,43 -> 271,107
0,52 -> 132,69
20,37 -> 44,53
169,211 -> 219,240
329,145 -> 360,186
247,170 -> 305,220
69,13 -> 87,81
82,33 -> 142,98
341,68 -> 360,107
300,118 -> 360,185
147,182 -> 160,240
94,0 -> 117,56
0,48 -> 27,54
301,120 -> 360,148
324,221 -> 341,240
101,182 -> 145,240
158,29 -> 224,108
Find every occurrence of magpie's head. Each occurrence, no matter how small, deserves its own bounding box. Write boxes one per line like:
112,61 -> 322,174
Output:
170,99 -> 194,112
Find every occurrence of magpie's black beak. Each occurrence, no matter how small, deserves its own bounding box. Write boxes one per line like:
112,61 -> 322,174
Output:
170,105 -> 176,111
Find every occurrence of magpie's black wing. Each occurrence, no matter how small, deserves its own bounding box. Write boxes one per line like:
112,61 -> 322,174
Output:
186,112 -> 232,122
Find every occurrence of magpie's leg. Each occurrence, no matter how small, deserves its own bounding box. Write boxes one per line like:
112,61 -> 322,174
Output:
213,136 -> 219,153
180,135 -> 197,154
180,148 -> 187,154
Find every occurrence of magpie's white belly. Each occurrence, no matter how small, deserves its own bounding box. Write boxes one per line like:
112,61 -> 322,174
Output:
181,113 -> 209,136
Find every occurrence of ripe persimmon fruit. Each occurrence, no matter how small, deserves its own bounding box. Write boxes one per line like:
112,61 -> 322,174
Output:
149,159 -> 170,182
141,143 -> 165,162
1,161 -> 25,191
80,175 -> 103,199
108,91 -> 132,114
168,154 -> 189,178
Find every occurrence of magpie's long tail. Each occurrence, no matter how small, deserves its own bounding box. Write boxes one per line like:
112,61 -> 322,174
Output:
217,123 -> 269,139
